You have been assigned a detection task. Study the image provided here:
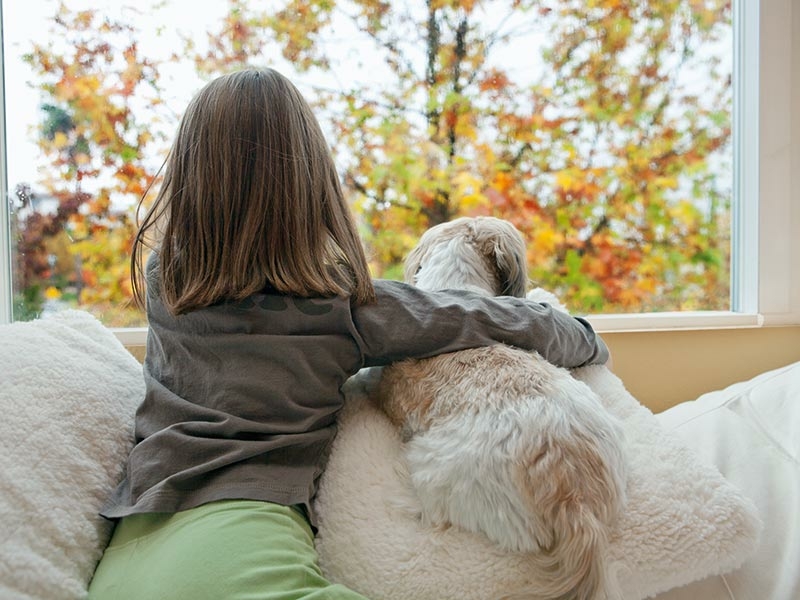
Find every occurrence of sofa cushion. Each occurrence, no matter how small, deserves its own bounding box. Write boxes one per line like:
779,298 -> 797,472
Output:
0,311 -> 143,600
652,361 -> 800,600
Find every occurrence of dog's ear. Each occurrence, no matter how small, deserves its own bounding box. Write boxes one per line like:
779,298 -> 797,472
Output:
475,219 -> 529,298
403,231 -> 432,284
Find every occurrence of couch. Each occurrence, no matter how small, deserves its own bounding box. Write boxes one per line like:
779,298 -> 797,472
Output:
1,310 -> 796,599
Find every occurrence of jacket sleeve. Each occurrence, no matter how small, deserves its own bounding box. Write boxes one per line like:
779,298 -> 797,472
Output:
349,280 -> 608,369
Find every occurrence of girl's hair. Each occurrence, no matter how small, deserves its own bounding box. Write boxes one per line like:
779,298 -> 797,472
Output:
131,67 -> 376,314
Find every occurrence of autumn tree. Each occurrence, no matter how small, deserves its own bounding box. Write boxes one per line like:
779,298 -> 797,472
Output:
14,0 -> 731,320
192,0 -> 732,311
15,2 -> 165,324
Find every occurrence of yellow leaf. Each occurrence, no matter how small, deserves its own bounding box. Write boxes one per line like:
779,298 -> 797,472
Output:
44,286 -> 62,300
635,277 -> 657,294
669,200 -> 699,228
556,170 -> 583,193
532,226 -> 563,256
492,171 -> 514,193
452,171 -> 483,195
653,176 -> 678,190
453,171 -> 488,210
53,131 -> 70,149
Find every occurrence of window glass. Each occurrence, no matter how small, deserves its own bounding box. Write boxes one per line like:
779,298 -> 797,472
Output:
3,0 -> 733,325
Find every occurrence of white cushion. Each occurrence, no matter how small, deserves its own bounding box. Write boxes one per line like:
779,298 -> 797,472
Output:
0,311 -> 143,600
315,365 -> 763,600
652,361 -> 800,600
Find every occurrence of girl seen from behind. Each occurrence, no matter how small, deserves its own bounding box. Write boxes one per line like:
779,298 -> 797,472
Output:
88,67 -> 609,600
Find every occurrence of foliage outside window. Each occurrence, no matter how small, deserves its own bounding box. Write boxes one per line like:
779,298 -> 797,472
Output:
5,0 -> 732,326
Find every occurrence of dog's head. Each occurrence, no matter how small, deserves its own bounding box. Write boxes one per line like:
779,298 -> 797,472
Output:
404,216 -> 529,297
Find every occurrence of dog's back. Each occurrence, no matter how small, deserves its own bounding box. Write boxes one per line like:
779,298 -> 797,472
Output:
378,344 -> 626,600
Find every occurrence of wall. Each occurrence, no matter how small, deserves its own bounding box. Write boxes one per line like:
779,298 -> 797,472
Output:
124,324 -> 800,415
602,325 -> 800,412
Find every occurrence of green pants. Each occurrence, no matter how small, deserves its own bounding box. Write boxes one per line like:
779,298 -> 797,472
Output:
88,500 -> 370,600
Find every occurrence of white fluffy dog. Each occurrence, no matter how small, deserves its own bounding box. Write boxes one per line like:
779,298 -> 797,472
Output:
376,216 -> 627,600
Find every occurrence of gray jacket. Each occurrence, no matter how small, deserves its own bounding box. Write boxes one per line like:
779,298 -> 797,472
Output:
102,255 -> 608,524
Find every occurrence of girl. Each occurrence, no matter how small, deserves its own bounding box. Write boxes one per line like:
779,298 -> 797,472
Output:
88,67 -> 609,600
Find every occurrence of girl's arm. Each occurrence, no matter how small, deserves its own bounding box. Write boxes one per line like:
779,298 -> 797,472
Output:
350,280 -> 608,369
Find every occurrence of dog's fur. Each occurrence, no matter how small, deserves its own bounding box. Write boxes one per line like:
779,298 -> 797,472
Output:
375,216 -> 627,600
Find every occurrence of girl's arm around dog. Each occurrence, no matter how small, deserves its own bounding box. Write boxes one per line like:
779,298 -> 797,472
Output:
349,279 -> 609,369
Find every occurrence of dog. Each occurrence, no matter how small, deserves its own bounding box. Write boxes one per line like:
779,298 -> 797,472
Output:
375,216 -> 627,600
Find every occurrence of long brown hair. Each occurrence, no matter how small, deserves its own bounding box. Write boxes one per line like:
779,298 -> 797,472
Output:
131,68 -> 376,314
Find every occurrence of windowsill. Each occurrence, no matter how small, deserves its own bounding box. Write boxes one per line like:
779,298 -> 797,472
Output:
112,327 -> 149,346
587,311 -> 765,333
111,311 -> 800,345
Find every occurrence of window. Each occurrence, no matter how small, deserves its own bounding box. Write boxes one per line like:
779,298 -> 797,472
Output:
0,0 -> 798,337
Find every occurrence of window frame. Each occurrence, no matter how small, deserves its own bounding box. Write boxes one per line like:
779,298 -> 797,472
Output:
0,5 -> 9,325
747,0 -> 800,329
0,0 -> 797,339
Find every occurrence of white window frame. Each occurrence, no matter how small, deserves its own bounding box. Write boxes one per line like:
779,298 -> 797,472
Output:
0,6 -> 9,325
0,0 -> 798,341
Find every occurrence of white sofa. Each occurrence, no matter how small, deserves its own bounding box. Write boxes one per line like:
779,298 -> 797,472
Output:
1,310 -> 796,600
653,361 -> 800,600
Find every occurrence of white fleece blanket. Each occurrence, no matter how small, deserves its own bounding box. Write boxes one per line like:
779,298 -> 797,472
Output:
314,365 -> 763,600
0,310 -> 763,600
0,311 -> 144,600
